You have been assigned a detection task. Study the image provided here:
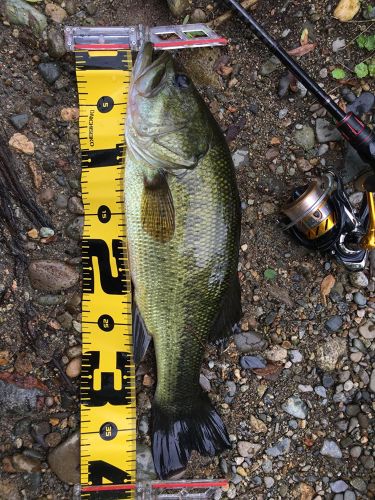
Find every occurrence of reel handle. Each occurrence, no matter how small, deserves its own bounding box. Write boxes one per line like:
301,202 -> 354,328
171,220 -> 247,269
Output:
336,113 -> 375,170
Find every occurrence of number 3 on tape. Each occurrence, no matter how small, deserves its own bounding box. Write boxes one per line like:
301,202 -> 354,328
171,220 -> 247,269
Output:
76,49 -> 136,499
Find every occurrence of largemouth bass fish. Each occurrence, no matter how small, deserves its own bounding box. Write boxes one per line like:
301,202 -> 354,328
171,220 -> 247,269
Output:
125,43 -> 241,479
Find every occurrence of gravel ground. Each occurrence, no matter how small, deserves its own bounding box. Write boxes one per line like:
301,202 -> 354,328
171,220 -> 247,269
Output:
0,0 -> 374,498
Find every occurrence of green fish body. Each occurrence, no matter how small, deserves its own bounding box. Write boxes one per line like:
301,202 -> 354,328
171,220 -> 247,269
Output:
125,44 -> 241,478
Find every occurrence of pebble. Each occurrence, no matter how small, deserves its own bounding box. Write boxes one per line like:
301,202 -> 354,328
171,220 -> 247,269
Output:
350,446 -> 362,458
234,331 -> 267,353
250,414 -> 267,433
266,437 -> 291,457
38,63 -> 61,85
28,260 -> 79,292
350,478 -> 367,493
240,355 -> 266,369
350,272 -> 368,288
278,108 -> 288,119
289,349 -> 303,363
331,480 -> 349,493
9,132 -> 34,155
369,368 -> 375,393
45,432 -> 62,448
316,337 -> 347,371
347,92 -> 375,115
344,492 -> 356,500
264,477 -> 274,488
9,113 -> 29,130
320,68 -> 328,78
237,441 -> 261,458
294,125 -> 315,150
65,216 -> 84,241
39,227 -> 54,238
359,320 -> 375,340
47,28 -> 66,58
3,0 -> 47,35
323,373 -> 335,388
66,357 -> 81,378
232,149 -> 249,169
326,315 -> 343,332
315,386 -> 327,398
68,196 -> 84,215
48,432 -> 80,484
332,38 -> 346,52
318,143 -> 329,156
260,55 -> 281,75
320,439 -> 342,458
316,118 -> 342,142
12,453 -> 41,473
264,345 -> 287,362
191,8 -> 207,23
353,292 -> 366,306
45,3 -> 67,23
199,373 -> 211,392
282,395 -> 308,419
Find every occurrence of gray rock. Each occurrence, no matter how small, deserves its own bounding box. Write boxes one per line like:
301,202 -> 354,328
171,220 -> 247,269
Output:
320,439 -> 342,458
316,337 -> 347,371
260,55 -> 282,76
66,216 -> 84,241
47,28 -> 66,59
226,380 -> 236,397
9,113 -> 29,130
369,368 -> 375,393
137,443 -> 157,480
68,197 -> 84,215
167,0 -> 189,16
344,492 -> 356,500
29,260 -> 79,292
332,38 -> 346,52
323,373 -> 335,388
234,331 -> 267,353
343,144 -> 369,184
262,459 -> 273,473
315,385 -> 327,398
361,455 -> 374,469
39,227 -> 54,238
232,149 -> 250,169
191,8 -> 207,23
348,92 -> 375,115
353,292 -> 366,306
359,320 -> 375,340
350,478 -> 367,493
199,373 -> 211,392
350,446 -> 362,458
331,480 -> 348,493
294,125 -> 315,150
318,143 -> 329,156
264,477 -> 274,488
240,355 -> 266,369
12,454 -> 41,473
237,441 -> 261,458
0,480 -> 21,500
266,438 -> 291,457
3,0 -> 47,35
48,432 -> 80,484
289,349 -> 303,363
316,118 -> 342,142
350,271 -> 368,288
38,63 -> 61,85
325,315 -> 343,332
282,395 -> 308,419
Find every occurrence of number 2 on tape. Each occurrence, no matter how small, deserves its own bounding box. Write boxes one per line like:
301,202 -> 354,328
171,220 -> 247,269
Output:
75,49 -> 136,499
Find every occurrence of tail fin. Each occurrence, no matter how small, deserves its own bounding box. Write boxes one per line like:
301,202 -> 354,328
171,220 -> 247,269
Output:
152,393 -> 231,479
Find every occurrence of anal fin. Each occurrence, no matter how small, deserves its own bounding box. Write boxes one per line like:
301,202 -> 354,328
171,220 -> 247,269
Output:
132,302 -> 152,364
209,272 -> 242,343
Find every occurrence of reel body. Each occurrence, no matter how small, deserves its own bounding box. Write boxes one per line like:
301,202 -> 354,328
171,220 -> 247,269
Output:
281,173 -> 368,271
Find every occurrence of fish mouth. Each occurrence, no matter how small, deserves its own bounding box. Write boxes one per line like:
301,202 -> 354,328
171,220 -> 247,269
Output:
133,42 -> 171,97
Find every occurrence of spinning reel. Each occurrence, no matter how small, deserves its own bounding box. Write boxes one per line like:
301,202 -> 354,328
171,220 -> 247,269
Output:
281,172 -> 375,271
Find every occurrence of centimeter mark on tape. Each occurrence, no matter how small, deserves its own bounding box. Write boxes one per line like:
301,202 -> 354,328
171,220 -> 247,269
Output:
75,49 -> 136,499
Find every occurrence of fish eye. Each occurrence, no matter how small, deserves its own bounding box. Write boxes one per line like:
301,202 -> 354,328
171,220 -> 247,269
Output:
174,74 -> 190,89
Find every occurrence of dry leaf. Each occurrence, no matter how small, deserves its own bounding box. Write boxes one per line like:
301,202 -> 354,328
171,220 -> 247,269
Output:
320,274 -> 335,305
9,133 -> 34,155
287,43 -> 316,57
28,160 -> 43,189
333,0 -> 360,22
300,28 -> 309,46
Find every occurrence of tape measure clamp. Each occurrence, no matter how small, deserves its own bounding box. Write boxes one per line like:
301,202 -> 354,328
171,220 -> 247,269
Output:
76,48 -> 136,499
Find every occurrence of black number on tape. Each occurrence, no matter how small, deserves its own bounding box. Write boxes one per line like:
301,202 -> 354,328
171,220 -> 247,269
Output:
88,461 -> 132,499
81,351 -> 132,406
82,239 -> 127,294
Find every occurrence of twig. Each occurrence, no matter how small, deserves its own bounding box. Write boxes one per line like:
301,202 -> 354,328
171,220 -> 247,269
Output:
208,0 -> 257,28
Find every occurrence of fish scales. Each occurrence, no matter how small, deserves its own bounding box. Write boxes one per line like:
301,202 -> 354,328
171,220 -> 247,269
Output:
125,43 -> 241,478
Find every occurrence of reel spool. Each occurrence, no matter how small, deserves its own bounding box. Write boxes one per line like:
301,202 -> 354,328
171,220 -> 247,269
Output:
281,172 -> 368,271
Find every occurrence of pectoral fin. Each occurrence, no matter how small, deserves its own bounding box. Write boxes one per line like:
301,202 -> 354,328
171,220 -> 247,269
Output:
141,172 -> 175,243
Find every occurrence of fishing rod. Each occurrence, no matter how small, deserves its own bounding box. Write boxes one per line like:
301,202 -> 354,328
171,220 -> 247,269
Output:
225,0 -> 375,170
224,0 -> 375,270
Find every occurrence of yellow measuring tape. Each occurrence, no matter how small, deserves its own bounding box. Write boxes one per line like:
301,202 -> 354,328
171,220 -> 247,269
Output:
75,49 -> 136,499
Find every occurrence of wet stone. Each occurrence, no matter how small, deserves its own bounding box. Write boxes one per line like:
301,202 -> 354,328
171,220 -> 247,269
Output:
350,478 -> 367,493
3,0 -> 47,35
65,216 -> 84,241
234,331 -> 267,353
353,292 -> 366,306
350,271 -> 368,288
294,125 -> 315,150
240,355 -> 266,369
9,113 -> 29,130
28,260 -> 79,292
323,373 -> 335,388
47,28 -> 66,59
331,480 -> 349,493
38,63 -> 61,85
348,92 -> 375,116
316,118 -> 342,142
